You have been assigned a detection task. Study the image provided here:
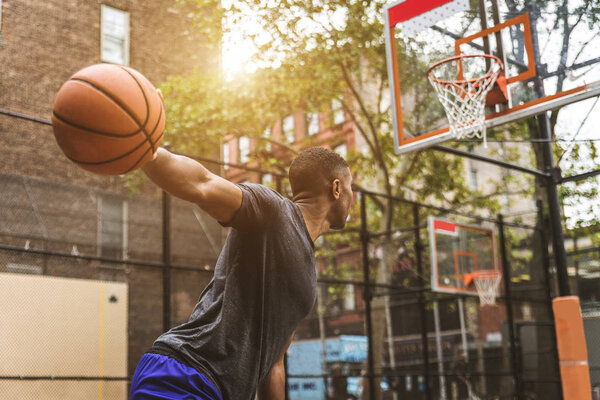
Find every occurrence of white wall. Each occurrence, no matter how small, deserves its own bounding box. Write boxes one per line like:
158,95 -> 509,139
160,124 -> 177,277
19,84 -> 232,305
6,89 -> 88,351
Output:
0,273 -> 128,400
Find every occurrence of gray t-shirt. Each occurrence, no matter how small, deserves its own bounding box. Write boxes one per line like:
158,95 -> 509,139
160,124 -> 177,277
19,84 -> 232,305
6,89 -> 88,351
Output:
150,183 -> 317,400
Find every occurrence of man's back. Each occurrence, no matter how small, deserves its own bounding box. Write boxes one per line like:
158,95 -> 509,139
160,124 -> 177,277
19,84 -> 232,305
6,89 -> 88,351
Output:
133,146 -> 351,399
150,183 -> 317,399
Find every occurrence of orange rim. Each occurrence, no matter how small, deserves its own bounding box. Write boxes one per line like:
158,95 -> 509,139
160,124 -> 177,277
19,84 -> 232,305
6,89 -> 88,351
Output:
472,269 -> 501,280
427,54 -> 504,85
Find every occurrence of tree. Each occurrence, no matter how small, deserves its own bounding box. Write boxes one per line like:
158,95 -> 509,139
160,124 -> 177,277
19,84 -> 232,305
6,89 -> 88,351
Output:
161,0 -> 503,213
501,0 -> 600,220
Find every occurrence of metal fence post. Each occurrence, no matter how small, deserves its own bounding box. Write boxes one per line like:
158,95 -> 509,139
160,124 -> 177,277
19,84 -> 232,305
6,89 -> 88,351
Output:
537,199 -> 564,399
497,214 -> 520,398
360,192 -> 376,400
413,204 -> 432,400
162,191 -> 172,332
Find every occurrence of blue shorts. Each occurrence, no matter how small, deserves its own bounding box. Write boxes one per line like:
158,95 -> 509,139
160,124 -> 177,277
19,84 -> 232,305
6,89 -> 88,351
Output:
130,353 -> 222,400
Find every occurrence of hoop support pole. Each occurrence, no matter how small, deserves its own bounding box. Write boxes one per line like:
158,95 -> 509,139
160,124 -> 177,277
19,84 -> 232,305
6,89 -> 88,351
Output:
432,145 -> 550,178
497,214 -> 521,396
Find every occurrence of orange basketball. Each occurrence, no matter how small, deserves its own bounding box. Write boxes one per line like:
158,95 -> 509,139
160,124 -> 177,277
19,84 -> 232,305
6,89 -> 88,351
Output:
51,63 -> 165,175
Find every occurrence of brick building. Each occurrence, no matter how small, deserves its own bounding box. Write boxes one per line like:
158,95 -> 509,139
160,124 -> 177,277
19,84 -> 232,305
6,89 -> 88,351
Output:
223,100 -> 354,186
0,0 -> 222,397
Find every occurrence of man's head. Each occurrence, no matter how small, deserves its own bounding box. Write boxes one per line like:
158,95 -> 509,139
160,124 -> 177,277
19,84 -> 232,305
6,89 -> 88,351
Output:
289,147 -> 353,229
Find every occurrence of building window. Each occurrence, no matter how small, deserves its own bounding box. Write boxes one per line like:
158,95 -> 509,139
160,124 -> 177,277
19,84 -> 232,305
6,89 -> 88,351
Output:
469,167 -> 478,190
98,197 -> 127,260
307,113 -> 319,135
283,115 -> 295,143
239,136 -> 250,163
406,376 -> 413,391
101,5 -> 130,65
344,284 -> 355,311
334,143 -> 347,158
332,99 -> 345,125
262,174 -> 272,185
7,263 -> 42,275
223,142 -> 229,170
264,126 -> 272,151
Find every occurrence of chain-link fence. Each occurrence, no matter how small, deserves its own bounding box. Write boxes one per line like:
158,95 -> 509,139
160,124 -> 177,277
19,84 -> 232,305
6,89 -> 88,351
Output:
0,157 -> 566,400
0,123 -> 575,400
287,189 -> 562,400
0,112 -> 586,400
0,156 -> 219,399
1,164 -> 564,399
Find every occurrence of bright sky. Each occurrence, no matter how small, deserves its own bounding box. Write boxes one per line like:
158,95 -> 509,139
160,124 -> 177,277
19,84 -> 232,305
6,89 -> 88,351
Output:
220,0 -> 347,78
221,24 -> 260,77
220,1 -> 276,78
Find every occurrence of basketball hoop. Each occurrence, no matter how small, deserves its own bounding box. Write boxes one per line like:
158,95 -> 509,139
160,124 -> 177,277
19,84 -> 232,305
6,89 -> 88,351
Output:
427,54 -> 504,146
472,270 -> 502,306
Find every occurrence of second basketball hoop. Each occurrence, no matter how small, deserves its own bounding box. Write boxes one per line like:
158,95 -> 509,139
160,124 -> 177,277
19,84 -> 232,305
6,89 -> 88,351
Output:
427,54 -> 504,146
472,270 -> 502,306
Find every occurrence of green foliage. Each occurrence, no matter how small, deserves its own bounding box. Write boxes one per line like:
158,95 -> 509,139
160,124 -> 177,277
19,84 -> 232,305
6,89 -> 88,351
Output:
154,2 -> 600,246
156,0 -> 508,220
556,138 -> 600,229
123,169 -> 147,195
128,0 -> 600,236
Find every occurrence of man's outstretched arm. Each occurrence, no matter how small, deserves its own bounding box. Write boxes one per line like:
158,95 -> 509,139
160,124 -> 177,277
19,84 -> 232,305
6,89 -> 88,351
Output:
142,148 -> 242,223
257,333 -> 295,400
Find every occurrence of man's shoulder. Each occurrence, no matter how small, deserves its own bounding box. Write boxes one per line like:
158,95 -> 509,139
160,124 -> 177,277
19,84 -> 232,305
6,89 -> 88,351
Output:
237,183 -> 300,220
238,182 -> 287,202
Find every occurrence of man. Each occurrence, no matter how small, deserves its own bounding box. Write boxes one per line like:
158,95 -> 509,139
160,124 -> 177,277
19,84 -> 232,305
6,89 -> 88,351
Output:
130,146 -> 354,400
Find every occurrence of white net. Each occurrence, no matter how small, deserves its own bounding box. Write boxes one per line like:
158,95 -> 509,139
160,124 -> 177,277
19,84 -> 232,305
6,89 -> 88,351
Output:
427,55 -> 503,145
473,270 -> 502,306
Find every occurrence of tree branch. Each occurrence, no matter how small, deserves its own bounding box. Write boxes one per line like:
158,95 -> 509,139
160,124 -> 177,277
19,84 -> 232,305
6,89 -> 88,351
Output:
337,59 -> 393,202
340,102 -> 378,160
337,59 -> 380,152
352,183 -> 385,211
255,136 -> 299,155
395,151 -> 421,190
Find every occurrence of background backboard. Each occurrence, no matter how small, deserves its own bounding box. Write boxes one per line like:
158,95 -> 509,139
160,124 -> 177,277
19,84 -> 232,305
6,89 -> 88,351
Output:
428,216 -> 500,296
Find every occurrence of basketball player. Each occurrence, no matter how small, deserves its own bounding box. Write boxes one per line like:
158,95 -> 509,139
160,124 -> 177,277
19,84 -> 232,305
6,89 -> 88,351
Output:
130,146 -> 354,399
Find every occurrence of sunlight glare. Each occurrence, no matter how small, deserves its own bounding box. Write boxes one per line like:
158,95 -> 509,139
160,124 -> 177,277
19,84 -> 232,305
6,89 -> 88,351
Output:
221,0 -> 265,79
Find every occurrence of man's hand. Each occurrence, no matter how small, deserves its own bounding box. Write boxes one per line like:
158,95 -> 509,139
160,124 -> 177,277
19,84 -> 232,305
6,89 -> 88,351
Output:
142,148 -> 242,223
257,333 -> 294,400
149,89 -> 164,162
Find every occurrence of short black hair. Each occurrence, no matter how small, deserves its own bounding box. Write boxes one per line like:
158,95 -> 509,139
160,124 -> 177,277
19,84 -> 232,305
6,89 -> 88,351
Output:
289,147 -> 349,196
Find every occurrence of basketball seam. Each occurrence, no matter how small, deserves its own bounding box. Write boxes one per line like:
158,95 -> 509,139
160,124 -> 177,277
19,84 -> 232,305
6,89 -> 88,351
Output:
52,110 -> 142,138
117,66 -> 156,155
124,130 -> 165,174
69,77 -> 154,152
123,102 -> 165,173
65,130 -> 163,169
65,103 -> 164,166
64,136 -> 149,165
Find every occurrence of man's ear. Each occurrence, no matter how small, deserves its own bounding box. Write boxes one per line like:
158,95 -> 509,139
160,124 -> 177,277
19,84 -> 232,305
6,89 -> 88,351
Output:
331,179 -> 341,200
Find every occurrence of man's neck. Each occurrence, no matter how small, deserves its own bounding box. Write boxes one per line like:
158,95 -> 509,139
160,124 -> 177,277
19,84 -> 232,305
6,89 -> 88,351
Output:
294,199 -> 330,243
